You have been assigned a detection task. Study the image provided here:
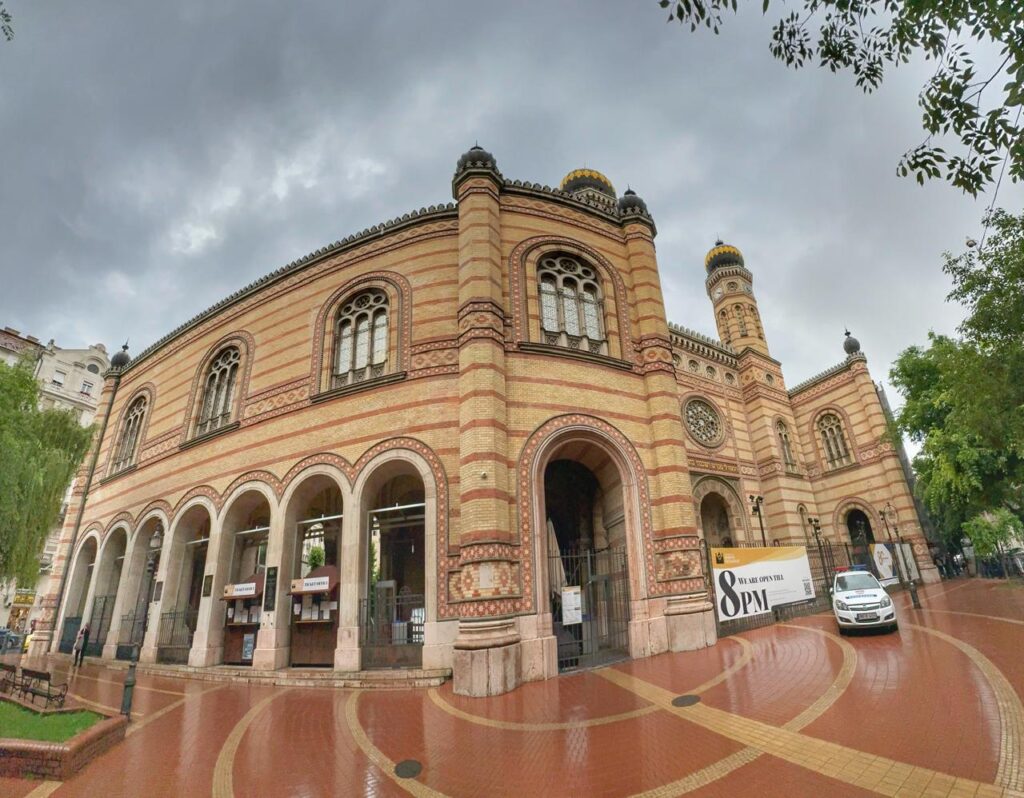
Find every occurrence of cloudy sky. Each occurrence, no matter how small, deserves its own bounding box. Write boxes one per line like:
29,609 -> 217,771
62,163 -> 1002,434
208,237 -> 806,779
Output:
2,1 -> 1020,409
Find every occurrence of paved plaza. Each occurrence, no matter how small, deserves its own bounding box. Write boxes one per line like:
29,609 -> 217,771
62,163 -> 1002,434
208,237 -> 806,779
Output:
2,579 -> 1022,798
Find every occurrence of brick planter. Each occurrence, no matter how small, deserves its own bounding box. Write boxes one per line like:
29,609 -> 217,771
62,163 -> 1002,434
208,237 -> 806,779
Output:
0,697 -> 127,780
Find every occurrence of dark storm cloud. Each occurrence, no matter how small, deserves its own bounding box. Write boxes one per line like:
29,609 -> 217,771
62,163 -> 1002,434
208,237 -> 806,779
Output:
1,1 -> 1020,411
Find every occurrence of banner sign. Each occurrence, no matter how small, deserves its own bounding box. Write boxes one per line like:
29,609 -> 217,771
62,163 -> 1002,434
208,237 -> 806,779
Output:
302,576 -> 330,592
870,543 -> 899,586
711,547 -> 815,621
561,586 -> 582,626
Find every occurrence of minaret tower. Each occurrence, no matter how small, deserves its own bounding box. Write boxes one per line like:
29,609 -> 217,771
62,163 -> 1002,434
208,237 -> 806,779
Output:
704,241 -> 768,356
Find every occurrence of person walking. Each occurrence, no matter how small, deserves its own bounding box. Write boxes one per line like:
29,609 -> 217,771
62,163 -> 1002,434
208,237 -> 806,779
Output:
73,623 -> 90,667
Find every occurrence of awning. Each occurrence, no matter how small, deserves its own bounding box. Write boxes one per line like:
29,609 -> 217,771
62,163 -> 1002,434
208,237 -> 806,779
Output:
289,565 -> 339,596
221,572 -> 265,601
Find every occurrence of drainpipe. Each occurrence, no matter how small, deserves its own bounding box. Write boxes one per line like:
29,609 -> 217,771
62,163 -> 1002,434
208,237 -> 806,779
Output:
49,356 -> 125,648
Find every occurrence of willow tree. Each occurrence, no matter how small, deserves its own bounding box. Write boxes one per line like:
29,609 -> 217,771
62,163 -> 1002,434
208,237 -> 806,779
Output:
0,357 -> 93,583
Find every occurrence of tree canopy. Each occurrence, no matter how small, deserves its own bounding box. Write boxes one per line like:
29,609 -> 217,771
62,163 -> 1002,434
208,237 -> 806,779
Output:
0,358 -> 93,583
962,508 -> 1023,558
889,208 -> 1024,547
1,3 -> 12,42
661,0 -> 1024,196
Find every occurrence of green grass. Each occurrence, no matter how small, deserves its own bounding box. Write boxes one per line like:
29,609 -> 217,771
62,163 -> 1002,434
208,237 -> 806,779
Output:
0,701 -> 103,742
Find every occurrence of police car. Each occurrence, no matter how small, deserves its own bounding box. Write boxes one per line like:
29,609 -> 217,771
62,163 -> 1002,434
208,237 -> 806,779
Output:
831,566 -> 898,633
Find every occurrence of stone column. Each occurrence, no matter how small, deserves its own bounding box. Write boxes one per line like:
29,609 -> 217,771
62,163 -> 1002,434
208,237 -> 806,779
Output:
252,510 -> 288,670
188,515 -> 225,667
448,148 -> 522,697
335,506 -> 362,671
621,209 -> 715,654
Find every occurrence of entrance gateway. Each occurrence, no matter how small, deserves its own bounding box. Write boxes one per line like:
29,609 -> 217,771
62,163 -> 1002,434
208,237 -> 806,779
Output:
545,459 -> 630,672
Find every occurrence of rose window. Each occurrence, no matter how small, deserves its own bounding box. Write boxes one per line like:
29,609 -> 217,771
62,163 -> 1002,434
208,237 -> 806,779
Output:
685,399 -> 723,446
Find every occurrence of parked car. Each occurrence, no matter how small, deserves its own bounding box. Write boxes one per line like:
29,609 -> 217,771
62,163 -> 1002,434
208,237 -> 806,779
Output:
832,569 -> 898,633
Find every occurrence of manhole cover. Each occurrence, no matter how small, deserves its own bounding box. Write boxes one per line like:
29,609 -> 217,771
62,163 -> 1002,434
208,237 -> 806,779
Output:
672,695 -> 701,707
394,760 -> 423,779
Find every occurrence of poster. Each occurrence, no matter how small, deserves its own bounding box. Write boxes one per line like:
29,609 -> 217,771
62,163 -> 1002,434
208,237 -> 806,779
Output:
870,544 -> 899,586
561,586 -> 582,626
711,547 -> 815,621
242,633 -> 255,662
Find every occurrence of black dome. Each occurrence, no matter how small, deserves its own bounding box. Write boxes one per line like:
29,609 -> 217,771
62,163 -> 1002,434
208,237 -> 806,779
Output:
843,330 -> 861,355
110,343 -> 131,369
617,188 -> 649,214
456,145 -> 497,172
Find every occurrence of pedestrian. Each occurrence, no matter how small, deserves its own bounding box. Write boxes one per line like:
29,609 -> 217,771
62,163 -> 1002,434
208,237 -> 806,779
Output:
73,623 -> 90,667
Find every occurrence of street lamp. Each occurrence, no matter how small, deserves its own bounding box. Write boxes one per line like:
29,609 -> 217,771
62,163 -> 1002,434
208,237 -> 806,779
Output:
749,495 -> 767,546
878,502 -> 907,589
884,504 -> 921,610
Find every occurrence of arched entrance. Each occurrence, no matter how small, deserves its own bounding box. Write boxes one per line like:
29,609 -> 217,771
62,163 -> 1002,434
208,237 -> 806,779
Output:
846,507 -> 875,568
156,504 -> 212,663
86,529 -> 127,656
117,516 -> 166,659
59,536 -> 97,653
699,493 -> 734,547
214,489 -> 272,666
282,475 -> 343,667
359,463 -> 426,669
538,438 -> 633,673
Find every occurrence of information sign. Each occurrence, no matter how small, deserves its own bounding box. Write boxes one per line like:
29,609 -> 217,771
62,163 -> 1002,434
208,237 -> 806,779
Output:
711,547 -> 815,621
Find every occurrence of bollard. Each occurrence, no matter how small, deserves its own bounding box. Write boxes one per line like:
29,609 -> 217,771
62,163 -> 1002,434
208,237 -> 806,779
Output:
121,645 -> 138,717
908,579 -> 922,610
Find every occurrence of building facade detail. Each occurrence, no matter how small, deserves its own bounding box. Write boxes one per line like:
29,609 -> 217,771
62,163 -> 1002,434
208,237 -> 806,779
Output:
26,149 -> 937,696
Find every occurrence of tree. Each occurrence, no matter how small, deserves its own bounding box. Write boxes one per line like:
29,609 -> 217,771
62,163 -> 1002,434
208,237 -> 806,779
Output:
0,357 -> 93,583
661,0 -> 1024,195
889,207 -> 1024,546
962,508 -> 1023,558
1,3 -> 12,42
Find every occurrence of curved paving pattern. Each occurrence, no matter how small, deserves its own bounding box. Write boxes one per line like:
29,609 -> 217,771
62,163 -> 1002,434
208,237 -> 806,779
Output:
1,579 -> 1021,797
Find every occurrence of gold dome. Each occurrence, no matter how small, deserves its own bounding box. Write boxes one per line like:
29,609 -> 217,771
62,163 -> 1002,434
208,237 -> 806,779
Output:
560,168 -> 616,198
705,241 -> 745,273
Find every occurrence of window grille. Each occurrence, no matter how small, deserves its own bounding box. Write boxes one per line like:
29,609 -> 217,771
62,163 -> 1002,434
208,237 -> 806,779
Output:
538,254 -> 607,354
196,347 -> 240,436
111,396 -> 146,473
333,289 -> 389,388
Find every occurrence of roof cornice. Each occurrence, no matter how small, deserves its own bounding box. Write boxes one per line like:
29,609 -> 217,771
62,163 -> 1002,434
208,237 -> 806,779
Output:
788,353 -> 868,396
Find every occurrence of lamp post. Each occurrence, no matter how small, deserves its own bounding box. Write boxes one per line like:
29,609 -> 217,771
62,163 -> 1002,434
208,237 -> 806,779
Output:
878,502 -> 907,589
884,505 -> 921,610
749,495 -> 767,546
807,516 -> 833,586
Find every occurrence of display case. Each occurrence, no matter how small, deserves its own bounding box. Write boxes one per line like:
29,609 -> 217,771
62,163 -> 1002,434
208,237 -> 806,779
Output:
222,572 -> 265,666
289,565 -> 339,667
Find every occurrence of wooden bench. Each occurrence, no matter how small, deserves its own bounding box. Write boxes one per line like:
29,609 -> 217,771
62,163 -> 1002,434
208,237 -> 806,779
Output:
0,662 -> 20,694
18,668 -> 68,709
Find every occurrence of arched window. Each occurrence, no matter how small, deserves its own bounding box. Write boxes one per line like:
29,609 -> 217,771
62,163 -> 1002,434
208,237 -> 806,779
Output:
718,309 -> 731,344
538,254 -> 607,354
734,304 -> 748,337
196,347 -> 240,436
817,413 -> 851,468
333,289 -> 389,388
111,396 -> 146,473
777,420 -> 796,468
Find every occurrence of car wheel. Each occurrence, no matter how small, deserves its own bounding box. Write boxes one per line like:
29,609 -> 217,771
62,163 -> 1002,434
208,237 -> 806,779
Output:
837,626 -> 847,636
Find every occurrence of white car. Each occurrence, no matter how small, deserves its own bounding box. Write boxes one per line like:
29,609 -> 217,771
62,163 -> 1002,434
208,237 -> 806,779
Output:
832,570 -> 898,633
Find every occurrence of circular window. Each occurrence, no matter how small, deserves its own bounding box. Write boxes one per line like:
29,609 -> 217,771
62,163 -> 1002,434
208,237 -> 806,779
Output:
705,366 -> 717,379
688,359 -> 699,372
86,363 -> 100,374
727,281 -> 738,291
672,354 -> 681,368
685,399 -> 724,446
765,373 -> 775,385
725,373 -> 735,385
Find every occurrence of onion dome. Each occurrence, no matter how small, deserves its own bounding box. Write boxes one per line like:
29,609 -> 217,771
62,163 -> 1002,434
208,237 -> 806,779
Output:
110,342 -> 131,369
843,329 -> 861,355
561,168 -> 616,199
456,144 -> 497,172
617,188 -> 649,214
705,240 -> 745,273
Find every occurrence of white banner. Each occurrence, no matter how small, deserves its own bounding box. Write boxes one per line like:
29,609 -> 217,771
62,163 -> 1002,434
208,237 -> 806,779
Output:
711,547 -> 816,621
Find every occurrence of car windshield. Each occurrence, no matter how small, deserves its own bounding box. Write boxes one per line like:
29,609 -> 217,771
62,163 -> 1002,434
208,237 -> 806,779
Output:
836,573 -> 880,592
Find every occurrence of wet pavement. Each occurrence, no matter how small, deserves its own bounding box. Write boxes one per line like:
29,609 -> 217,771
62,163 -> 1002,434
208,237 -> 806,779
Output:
1,579 -> 1022,797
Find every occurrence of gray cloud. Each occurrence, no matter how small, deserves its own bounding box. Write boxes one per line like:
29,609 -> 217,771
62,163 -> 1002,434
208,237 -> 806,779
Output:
2,0 -> 1021,411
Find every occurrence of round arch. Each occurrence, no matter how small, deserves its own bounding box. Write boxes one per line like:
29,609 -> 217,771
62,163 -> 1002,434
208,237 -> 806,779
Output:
833,499 -> 881,544
692,475 -> 751,545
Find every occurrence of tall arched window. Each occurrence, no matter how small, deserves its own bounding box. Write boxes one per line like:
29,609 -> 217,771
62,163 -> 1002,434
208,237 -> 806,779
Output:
538,254 -> 607,354
734,304 -> 748,336
111,396 -> 146,473
777,420 -> 796,468
333,289 -> 389,387
196,347 -> 240,436
817,413 -> 851,468
718,309 -> 730,344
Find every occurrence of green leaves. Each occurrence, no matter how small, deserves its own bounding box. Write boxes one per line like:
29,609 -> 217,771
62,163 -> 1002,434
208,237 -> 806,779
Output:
0,358 -> 93,583
963,509 -> 1023,558
663,0 -> 1024,195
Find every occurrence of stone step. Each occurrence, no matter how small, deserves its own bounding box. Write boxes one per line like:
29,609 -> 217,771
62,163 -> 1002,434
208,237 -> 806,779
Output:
79,656 -> 450,689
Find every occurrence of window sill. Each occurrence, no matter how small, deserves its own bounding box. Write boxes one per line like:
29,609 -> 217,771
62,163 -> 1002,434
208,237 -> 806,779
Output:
179,420 -> 241,451
822,461 -> 858,476
98,463 -> 137,486
311,371 -> 407,404
517,341 -> 633,371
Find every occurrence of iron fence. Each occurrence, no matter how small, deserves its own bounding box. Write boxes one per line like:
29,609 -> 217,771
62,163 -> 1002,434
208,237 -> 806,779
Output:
359,593 -> 425,668
58,616 -> 81,654
117,611 -> 146,660
157,609 -> 199,664
85,595 -> 116,656
550,546 -> 630,673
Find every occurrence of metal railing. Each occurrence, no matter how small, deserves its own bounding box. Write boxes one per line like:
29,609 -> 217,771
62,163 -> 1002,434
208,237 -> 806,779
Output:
359,593 -> 425,668
157,609 -> 199,664
117,611 -> 146,660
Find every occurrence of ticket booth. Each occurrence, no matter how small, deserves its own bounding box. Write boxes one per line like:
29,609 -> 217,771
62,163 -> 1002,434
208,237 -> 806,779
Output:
222,572 -> 264,666
289,565 -> 339,667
